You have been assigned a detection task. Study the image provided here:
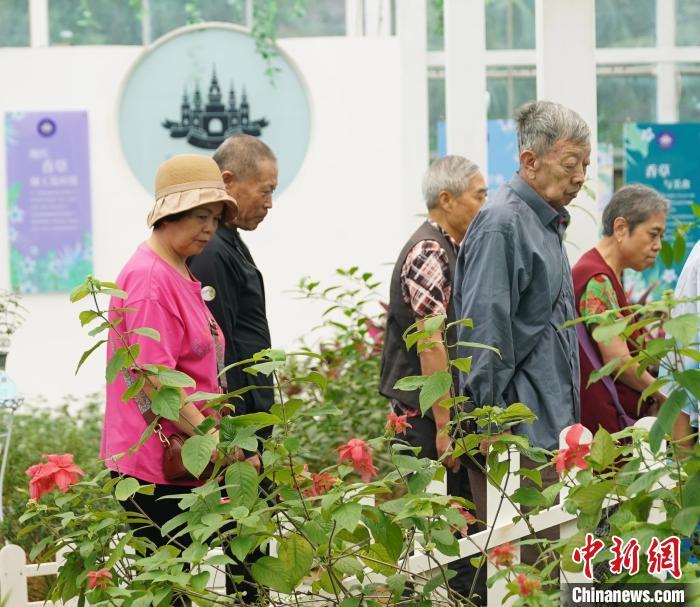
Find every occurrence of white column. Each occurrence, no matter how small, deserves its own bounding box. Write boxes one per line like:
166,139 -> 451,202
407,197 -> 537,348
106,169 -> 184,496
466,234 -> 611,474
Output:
28,0 -> 49,47
364,0 -> 392,36
345,0 -> 364,36
536,0 -> 599,263
656,0 -> 677,122
444,0 -> 487,173
396,0 -> 429,225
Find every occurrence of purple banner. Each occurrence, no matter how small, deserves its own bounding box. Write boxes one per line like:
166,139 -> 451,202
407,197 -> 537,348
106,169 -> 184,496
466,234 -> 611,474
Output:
5,111 -> 93,293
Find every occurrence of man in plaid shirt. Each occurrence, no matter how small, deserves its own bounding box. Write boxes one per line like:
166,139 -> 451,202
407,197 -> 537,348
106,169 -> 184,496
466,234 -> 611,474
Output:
379,155 -> 487,601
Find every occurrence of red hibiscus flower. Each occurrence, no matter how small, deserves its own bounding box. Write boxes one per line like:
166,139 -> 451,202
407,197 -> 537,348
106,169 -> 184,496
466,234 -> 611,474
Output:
87,568 -> 113,591
337,438 -> 378,481
489,542 -> 516,567
553,423 -> 590,475
386,411 -> 412,434
304,471 -> 338,497
515,573 -> 541,596
26,454 -> 85,501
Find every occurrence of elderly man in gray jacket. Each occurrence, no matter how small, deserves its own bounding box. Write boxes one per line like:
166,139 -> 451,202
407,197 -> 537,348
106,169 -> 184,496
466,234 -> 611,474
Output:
455,100 -> 590,565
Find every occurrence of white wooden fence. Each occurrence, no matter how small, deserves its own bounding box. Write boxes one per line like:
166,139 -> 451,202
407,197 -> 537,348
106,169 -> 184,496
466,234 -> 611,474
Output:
0,417 -> 664,606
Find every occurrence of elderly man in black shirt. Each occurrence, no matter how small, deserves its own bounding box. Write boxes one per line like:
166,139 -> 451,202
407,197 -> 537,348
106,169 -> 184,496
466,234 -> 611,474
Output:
189,135 -> 278,449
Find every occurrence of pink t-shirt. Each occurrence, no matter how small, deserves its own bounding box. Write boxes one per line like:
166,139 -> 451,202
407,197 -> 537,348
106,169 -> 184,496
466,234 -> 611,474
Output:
100,243 -> 224,486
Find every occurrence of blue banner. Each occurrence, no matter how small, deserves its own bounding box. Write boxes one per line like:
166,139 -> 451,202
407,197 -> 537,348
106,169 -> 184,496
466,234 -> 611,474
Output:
623,123 -> 700,299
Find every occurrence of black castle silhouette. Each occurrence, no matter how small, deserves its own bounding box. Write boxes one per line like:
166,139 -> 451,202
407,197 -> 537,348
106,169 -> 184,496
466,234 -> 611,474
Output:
162,68 -> 269,149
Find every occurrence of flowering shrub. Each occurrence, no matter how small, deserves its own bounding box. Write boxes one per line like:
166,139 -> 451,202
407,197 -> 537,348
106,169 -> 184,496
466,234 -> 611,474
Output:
17,277 -> 700,607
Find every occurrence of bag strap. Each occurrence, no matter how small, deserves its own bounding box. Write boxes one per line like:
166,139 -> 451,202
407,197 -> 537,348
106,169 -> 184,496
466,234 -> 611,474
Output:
575,322 -> 636,429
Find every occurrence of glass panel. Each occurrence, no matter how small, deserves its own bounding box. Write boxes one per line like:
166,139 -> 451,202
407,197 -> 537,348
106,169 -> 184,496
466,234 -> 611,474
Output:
276,0 -> 345,37
679,64 -> 700,122
677,0 -> 700,47
149,0 -> 245,42
595,0 -> 655,48
428,71 -> 445,161
427,0 -> 443,51
0,0 -> 29,46
486,66 -> 536,120
49,0 -> 141,45
485,0 -> 535,50
597,68 -> 656,149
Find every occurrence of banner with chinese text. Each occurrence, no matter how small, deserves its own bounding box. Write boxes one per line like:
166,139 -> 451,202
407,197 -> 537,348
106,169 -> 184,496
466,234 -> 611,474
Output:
623,122 -> 700,299
5,111 -> 93,293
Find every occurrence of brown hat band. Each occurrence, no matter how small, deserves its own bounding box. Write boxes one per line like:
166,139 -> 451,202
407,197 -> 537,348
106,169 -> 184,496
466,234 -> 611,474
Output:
155,180 -> 227,200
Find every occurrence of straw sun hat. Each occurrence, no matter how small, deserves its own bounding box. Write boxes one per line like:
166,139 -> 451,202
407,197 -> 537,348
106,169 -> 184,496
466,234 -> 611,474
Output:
146,154 -> 238,228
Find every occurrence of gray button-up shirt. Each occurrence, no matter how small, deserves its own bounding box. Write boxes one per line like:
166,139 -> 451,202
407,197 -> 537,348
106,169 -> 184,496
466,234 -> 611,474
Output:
454,173 -> 580,451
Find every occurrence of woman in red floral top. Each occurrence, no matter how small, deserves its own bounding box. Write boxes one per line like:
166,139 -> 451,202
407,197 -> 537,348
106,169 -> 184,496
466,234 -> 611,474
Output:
572,184 -> 669,434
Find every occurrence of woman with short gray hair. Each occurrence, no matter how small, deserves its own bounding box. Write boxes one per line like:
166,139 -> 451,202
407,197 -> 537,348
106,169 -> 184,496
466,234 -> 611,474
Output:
572,184 -> 669,433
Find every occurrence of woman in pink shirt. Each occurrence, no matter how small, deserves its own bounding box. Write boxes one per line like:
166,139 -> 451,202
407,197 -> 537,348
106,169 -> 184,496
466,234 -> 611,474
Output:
100,155 -> 243,596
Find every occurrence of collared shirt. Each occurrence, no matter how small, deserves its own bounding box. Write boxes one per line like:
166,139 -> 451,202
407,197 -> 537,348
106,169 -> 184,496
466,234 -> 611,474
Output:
400,220 -> 459,318
454,173 -> 580,451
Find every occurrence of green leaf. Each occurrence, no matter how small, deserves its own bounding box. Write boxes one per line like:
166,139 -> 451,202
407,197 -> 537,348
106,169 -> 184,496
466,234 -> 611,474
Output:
333,502 -> 363,532
157,368 -> 196,388
423,314 -> 446,336
673,232 -> 687,265
75,339 -> 106,374
244,361 -> 285,376
672,506 -> 700,536
130,327 -> 161,341
649,390 -> 686,452
454,341 -> 501,357
423,569 -> 456,594
224,412 -> 282,428
446,318 -> 473,330
121,376 -> 146,402
181,434 -> 217,478
660,240 -> 674,267
592,317 -> 631,344
229,535 -> 257,562
69,281 -> 91,303
251,557 -> 294,593
589,427 -> 617,470
114,477 -> 140,501
627,468 -> 667,497
304,371 -> 328,392
150,386 -> 182,421
386,573 -> 407,598
419,371 -> 453,414
362,508 -> 404,562
190,571 -> 210,593
569,480 -> 614,516
664,314 -> 700,345
450,357 -> 472,374
106,347 -> 129,384
224,462 -> 258,509
182,542 -> 208,563
393,375 -> 426,392
79,310 -> 99,326
511,487 -> 546,507
278,534 -> 314,586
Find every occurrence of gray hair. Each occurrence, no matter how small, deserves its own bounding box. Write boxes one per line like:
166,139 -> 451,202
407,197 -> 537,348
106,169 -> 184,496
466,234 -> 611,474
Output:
602,184 -> 669,236
213,134 -> 276,180
515,100 -> 590,156
422,155 -> 480,210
